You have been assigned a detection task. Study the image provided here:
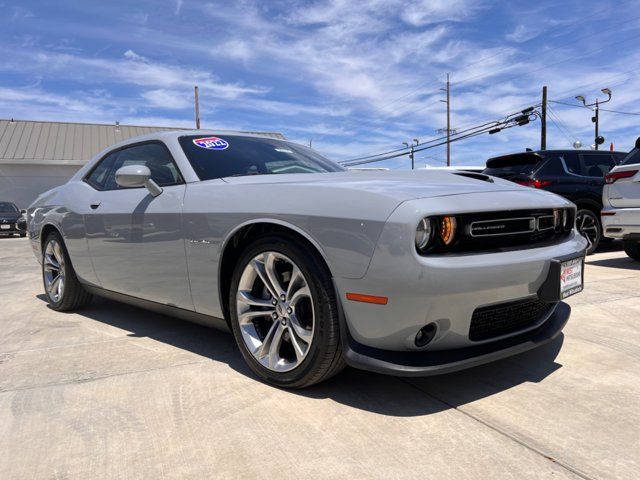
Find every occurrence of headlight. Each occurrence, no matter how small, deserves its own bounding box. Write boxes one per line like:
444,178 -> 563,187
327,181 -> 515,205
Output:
415,218 -> 434,251
439,216 -> 457,245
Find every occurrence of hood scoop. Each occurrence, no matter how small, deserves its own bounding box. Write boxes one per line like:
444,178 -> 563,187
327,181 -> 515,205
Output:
453,171 -> 494,183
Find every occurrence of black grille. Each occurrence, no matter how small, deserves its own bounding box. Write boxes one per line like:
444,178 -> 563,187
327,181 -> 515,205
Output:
453,209 -> 573,253
469,298 -> 554,341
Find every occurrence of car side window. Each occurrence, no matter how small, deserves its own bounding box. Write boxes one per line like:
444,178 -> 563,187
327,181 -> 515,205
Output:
580,154 -> 615,177
86,151 -> 119,189
535,158 -> 565,176
562,153 -> 581,175
102,142 -> 184,191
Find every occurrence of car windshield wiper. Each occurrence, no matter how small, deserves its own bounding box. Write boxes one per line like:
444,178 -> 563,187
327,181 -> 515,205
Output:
227,172 -> 262,177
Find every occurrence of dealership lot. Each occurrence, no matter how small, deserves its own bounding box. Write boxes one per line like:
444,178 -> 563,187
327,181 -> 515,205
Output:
0,237 -> 638,479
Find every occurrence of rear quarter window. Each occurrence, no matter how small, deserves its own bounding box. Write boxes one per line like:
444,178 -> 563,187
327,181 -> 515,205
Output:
535,158 -> 565,176
483,155 -> 542,176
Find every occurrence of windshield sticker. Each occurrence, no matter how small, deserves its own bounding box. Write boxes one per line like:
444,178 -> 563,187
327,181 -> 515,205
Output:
193,136 -> 229,150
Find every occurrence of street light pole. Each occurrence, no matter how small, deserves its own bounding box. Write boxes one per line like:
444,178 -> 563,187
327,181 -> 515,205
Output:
575,88 -> 611,150
541,85 -> 547,150
403,139 -> 420,170
594,99 -> 599,150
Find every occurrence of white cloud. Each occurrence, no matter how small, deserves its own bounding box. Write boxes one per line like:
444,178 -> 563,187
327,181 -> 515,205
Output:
400,0 -> 485,26
505,24 -> 541,43
141,89 -> 193,109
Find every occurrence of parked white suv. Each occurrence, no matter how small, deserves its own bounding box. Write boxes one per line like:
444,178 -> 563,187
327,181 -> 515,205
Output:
602,137 -> 640,260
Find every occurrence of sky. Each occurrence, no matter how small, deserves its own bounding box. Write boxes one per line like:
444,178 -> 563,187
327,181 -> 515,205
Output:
1,0 -> 640,168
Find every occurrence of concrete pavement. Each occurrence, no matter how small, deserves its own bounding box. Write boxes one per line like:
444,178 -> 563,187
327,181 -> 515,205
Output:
0,237 -> 638,479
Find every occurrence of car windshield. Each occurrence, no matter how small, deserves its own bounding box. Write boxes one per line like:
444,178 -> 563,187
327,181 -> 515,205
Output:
179,135 -> 345,180
0,202 -> 18,213
621,148 -> 640,165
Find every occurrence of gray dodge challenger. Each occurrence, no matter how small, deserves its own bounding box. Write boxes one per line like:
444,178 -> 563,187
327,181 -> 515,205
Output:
28,131 -> 587,388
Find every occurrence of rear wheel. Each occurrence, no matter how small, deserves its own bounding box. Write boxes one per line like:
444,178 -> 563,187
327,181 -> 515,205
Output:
623,240 -> 640,261
42,232 -> 93,311
229,235 -> 345,388
576,209 -> 601,255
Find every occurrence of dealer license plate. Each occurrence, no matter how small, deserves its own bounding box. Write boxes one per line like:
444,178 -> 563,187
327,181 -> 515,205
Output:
560,257 -> 583,299
0,224 -> 10,230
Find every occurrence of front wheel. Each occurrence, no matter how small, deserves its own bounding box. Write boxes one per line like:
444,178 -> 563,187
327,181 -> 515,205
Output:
42,232 -> 93,311
623,240 -> 640,261
229,235 -> 345,388
576,209 -> 601,255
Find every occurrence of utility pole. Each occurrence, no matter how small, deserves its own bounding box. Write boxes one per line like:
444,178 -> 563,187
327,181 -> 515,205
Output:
194,86 -> 201,129
445,74 -> 451,166
541,85 -> 547,150
440,74 -> 452,166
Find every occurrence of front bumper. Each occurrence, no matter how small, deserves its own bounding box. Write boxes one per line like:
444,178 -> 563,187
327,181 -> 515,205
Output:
342,302 -> 570,376
601,207 -> 640,239
333,194 -> 586,375
0,222 -> 20,234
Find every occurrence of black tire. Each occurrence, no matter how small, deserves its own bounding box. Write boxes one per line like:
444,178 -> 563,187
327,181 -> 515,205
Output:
42,231 -> 93,311
623,240 -> 640,261
576,208 -> 601,255
229,234 -> 345,388
20,233 -> 26,238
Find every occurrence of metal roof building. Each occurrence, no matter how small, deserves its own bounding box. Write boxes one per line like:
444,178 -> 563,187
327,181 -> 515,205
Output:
0,119 -> 284,207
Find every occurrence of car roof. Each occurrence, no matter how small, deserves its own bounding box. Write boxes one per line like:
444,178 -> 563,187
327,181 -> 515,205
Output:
487,149 -> 627,165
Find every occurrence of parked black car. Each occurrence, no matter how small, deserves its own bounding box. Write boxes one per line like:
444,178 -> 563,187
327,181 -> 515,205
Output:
0,202 -> 26,237
483,149 -> 627,254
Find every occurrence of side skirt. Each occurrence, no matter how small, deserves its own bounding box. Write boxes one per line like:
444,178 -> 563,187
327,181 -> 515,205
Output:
82,284 -> 230,332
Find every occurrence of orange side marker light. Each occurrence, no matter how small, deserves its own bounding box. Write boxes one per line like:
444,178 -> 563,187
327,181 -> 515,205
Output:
346,293 -> 388,305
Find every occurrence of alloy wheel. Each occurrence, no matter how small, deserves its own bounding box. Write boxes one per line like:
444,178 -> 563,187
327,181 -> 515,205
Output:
236,251 -> 314,372
576,211 -> 599,252
44,239 -> 65,303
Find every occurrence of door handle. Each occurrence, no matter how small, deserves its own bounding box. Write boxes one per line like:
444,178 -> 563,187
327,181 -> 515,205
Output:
90,202 -> 101,210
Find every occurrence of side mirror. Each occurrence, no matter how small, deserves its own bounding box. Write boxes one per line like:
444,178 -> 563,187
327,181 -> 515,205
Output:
114,165 -> 163,197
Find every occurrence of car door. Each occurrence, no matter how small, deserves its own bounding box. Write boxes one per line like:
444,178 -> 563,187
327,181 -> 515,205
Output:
580,153 -> 614,181
557,152 -> 588,202
83,141 -> 192,309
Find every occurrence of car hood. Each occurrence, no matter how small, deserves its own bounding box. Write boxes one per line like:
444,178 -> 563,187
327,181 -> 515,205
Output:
221,170 -> 523,202
0,212 -> 20,221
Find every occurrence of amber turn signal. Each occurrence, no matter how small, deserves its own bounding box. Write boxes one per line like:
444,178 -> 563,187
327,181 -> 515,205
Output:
440,216 -> 457,245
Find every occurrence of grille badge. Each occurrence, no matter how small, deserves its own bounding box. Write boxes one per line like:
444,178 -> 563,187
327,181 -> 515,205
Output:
469,217 -> 535,237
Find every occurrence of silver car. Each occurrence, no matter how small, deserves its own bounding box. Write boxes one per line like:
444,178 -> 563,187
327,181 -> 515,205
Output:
29,131 -> 587,388
602,137 -> 640,260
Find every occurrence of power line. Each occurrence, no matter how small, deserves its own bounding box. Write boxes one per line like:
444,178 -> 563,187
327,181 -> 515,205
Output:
455,29 -> 640,91
549,66 -> 640,103
343,100 -> 542,164
342,117 -> 505,163
546,105 -> 575,144
600,108 -> 640,116
360,10 -> 640,122
323,13 -> 640,147
550,99 -> 640,116
343,109 -> 537,167
549,100 -> 588,109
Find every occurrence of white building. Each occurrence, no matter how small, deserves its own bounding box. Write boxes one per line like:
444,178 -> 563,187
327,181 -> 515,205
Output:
0,119 -> 283,207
